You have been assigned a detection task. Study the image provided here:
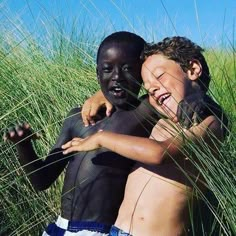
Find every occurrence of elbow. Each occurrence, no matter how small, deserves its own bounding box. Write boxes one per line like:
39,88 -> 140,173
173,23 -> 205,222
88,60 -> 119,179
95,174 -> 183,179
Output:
143,154 -> 163,165
152,157 -> 162,165
151,147 -> 166,165
138,149 -> 164,165
29,172 -> 52,191
151,152 -> 165,165
155,159 -> 163,165
31,181 -> 51,191
33,185 -> 46,192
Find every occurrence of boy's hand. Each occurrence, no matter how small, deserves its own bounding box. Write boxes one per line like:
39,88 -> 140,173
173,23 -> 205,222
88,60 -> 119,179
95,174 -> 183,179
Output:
3,122 -> 40,144
81,90 -> 113,127
62,131 -> 102,154
177,92 -> 207,129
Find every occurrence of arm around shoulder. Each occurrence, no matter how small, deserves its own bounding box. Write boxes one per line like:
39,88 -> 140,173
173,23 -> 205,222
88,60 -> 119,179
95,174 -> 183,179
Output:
62,115 -> 225,166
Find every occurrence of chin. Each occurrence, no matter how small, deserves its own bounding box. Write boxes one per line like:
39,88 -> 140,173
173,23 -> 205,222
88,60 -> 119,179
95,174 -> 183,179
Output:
108,97 -> 127,107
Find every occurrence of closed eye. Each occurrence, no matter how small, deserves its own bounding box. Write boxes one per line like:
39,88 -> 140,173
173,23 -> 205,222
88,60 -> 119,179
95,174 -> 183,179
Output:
154,72 -> 165,80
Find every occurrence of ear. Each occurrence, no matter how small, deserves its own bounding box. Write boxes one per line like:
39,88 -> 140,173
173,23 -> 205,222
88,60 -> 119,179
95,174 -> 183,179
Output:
187,59 -> 202,81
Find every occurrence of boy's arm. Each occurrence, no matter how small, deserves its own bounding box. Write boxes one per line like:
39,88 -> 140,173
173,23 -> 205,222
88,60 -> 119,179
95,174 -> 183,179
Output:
81,91 -> 212,129
3,123 -> 47,189
3,109 -> 77,191
62,116 -> 224,165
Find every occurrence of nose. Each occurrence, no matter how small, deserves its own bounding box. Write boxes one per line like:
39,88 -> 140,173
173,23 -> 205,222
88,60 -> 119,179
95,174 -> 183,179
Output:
148,86 -> 160,97
112,67 -> 123,81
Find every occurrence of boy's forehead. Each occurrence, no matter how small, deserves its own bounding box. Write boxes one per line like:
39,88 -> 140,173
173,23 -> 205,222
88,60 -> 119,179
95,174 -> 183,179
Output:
99,42 -> 140,61
143,54 -> 175,68
101,42 -> 138,54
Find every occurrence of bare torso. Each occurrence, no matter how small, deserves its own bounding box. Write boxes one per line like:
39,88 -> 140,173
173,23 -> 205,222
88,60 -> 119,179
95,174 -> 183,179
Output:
114,119 -> 208,236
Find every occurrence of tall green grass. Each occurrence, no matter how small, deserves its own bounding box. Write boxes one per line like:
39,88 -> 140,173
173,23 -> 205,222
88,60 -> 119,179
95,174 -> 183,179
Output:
0,9 -> 101,235
0,4 -> 235,236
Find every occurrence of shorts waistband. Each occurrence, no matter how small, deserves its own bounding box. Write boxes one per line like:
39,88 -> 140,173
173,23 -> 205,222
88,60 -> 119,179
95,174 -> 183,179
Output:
109,225 -> 131,236
55,216 -> 111,233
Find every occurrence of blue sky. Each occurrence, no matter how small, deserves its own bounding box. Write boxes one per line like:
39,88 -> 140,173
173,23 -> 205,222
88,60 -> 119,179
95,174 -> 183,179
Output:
1,0 -> 236,47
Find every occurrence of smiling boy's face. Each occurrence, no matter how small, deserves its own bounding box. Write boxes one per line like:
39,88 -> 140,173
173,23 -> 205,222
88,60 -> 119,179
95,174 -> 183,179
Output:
142,54 -> 196,120
97,42 -> 143,110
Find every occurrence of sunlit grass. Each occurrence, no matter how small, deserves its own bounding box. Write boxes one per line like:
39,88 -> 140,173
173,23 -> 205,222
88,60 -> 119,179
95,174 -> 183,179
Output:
0,8 -> 100,235
0,3 -> 235,236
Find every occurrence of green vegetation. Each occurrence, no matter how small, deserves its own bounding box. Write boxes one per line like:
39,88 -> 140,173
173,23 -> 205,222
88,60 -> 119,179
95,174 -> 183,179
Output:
0,6 -> 235,236
0,13 -> 100,235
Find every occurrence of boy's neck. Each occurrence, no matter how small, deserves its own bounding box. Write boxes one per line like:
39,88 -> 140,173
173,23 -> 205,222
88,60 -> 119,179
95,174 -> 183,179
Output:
115,99 -> 141,111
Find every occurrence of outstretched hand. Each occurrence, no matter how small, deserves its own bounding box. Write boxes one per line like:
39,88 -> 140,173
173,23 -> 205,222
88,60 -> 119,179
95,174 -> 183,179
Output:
3,122 -> 40,144
62,131 -> 103,154
177,92 -> 208,129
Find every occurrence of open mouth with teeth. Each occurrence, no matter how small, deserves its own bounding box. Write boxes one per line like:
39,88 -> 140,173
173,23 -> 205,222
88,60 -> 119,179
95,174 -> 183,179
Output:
156,93 -> 171,105
109,85 -> 126,98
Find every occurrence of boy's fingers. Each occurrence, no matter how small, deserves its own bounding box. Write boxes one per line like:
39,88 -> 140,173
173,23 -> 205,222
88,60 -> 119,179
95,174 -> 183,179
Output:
192,112 -> 199,126
182,117 -> 192,129
105,102 -> 113,117
85,103 -> 101,126
70,138 -> 83,146
62,138 -> 84,150
81,100 -> 94,126
23,122 -> 30,129
81,110 -> 92,127
86,116 -> 96,126
89,104 -> 99,117
34,132 -> 42,139
82,116 -> 90,127
82,109 -> 97,127
81,107 -> 90,126
72,137 -> 83,142
63,146 -> 80,155
8,127 -> 16,138
3,132 -> 9,142
61,141 -> 72,149
82,114 -> 95,127
15,125 -> 24,137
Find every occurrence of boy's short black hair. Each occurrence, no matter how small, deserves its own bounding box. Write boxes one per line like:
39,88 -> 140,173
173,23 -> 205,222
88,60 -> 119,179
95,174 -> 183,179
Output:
142,36 -> 210,92
97,31 -> 146,64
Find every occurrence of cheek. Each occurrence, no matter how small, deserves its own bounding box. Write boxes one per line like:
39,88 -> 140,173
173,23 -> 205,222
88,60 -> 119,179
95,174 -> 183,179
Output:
99,80 -> 109,91
143,79 -> 149,91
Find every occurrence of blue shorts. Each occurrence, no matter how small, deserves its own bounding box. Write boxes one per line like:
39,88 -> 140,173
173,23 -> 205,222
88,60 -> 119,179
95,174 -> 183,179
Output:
42,216 -> 110,236
109,225 -> 131,236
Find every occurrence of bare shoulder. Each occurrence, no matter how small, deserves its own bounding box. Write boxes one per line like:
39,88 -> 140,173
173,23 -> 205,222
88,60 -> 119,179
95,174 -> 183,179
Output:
151,115 -> 225,143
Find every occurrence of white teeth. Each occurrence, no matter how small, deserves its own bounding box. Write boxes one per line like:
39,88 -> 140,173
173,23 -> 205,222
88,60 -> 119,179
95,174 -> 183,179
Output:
114,88 -> 122,92
158,94 -> 170,105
